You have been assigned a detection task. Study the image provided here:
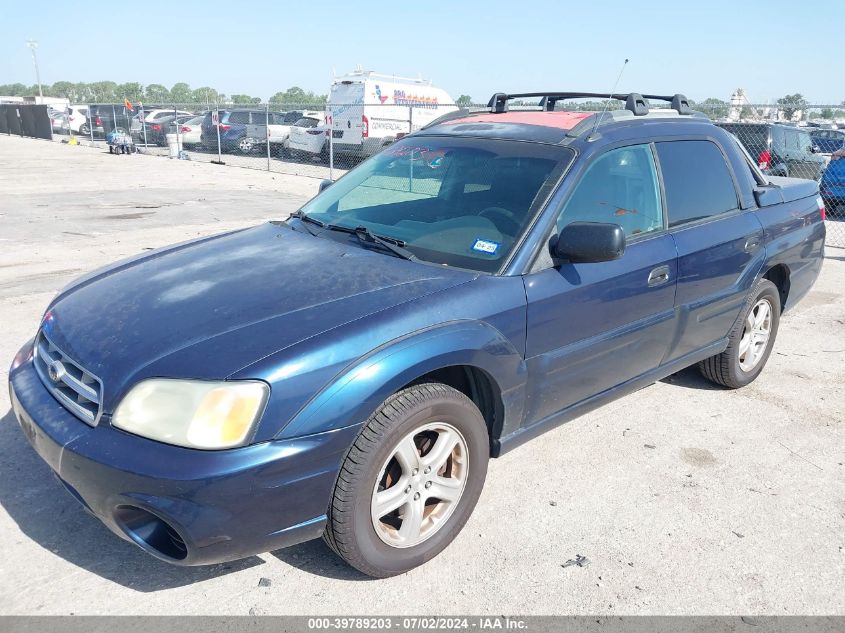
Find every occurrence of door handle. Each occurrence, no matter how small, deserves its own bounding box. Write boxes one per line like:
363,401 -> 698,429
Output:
648,266 -> 671,287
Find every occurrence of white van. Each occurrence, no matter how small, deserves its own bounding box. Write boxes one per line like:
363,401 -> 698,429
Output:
327,71 -> 457,158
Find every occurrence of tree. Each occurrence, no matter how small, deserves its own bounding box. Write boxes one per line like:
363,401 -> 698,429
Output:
192,86 -> 219,104
777,93 -> 807,121
170,82 -> 192,103
0,83 -> 30,96
455,94 -> 473,107
699,97 -> 729,119
116,82 -> 143,103
50,81 -> 81,101
230,94 -> 262,105
269,86 -> 327,106
88,81 -> 118,102
145,83 -> 170,103
820,108 -> 834,120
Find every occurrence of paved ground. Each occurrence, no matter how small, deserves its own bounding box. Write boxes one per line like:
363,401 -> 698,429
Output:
0,135 -> 843,616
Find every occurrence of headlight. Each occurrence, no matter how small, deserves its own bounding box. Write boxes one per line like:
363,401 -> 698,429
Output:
112,379 -> 269,450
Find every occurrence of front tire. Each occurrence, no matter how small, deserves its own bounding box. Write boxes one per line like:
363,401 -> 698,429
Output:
324,383 -> 489,578
699,278 -> 780,388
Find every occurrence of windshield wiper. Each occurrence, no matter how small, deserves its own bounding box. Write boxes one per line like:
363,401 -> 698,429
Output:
288,210 -> 326,236
326,224 -> 418,262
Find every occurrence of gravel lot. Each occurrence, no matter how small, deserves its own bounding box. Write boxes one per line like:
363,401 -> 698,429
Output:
0,135 -> 843,616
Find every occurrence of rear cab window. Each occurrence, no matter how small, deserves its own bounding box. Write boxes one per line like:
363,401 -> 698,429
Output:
655,140 -> 739,228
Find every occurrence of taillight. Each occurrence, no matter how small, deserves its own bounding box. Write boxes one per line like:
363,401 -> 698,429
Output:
306,129 -> 323,135
150,123 -> 161,131
180,126 -> 191,133
361,115 -> 369,139
95,116 -> 102,126
817,196 -> 826,222
758,150 -> 771,170
218,123 -> 231,131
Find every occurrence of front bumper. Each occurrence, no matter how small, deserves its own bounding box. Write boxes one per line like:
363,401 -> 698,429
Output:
8,344 -> 358,565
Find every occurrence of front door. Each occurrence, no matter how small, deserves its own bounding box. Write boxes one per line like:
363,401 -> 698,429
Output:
523,143 -> 677,425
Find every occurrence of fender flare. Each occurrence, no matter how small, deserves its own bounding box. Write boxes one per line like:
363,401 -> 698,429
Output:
276,320 -> 527,440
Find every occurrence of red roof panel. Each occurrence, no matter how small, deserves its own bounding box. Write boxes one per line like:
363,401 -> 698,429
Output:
442,110 -> 593,131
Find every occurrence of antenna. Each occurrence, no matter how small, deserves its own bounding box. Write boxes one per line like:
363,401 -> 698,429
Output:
589,58 -> 629,140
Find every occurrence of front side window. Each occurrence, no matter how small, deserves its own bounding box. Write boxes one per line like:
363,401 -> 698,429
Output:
299,137 -> 573,273
555,144 -> 663,238
655,140 -> 738,228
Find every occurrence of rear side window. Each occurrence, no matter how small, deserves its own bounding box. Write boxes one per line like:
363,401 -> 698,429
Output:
228,111 -> 250,124
296,117 -> 320,128
656,140 -> 738,228
284,111 -> 302,123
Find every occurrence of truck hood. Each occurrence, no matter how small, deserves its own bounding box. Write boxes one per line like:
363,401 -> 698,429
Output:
42,223 -> 473,411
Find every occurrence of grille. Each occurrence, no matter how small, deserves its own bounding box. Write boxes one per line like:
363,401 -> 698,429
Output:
33,331 -> 103,426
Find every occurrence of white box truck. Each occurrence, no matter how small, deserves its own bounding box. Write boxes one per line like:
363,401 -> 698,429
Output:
327,70 -> 457,158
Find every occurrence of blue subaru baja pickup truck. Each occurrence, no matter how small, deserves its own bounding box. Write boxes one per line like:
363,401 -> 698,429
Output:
9,91 -> 825,577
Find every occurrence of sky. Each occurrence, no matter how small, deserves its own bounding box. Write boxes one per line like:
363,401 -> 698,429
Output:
1,0 -> 842,105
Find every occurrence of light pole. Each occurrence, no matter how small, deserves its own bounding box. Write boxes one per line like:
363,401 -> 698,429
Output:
26,40 -> 43,101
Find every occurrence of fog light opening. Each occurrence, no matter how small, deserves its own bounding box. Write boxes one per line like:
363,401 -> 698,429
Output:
114,505 -> 188,561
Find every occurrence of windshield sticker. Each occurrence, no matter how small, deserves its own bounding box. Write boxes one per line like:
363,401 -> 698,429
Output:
471,239 -> 500,255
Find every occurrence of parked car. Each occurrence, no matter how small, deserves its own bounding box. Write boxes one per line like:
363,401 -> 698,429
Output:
285,112 -> 328,161
81,104 -> 145,137
717,122 -> 826,180
811,128 -> 845,154
9,91 -> 825,578
67,105 -> 90,134
50,111 -> 69,134
169,115 -> 205,147
131,108 -> 194,139
327,70 -> 457,158
820,149 -> 845,217
244,110 -> 304,155
200,109 -> 269,153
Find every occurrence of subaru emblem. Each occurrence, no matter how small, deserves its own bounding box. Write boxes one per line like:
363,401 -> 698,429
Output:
47,360 -> 65,383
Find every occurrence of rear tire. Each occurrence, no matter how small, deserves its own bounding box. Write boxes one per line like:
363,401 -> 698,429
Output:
324,383 -> 489,578
699,278 -> 780,389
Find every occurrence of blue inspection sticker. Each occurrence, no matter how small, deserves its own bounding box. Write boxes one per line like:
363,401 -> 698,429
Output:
471,238 -> 500,255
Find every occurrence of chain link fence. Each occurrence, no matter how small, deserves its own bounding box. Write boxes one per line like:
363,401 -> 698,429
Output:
43,99 -> 845,248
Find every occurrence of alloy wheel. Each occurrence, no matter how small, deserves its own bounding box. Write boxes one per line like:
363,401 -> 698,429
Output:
738,298 -> 773,372
370,422 -> 468,549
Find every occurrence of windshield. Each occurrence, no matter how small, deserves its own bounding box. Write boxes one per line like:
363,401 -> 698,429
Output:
299,136 -> 573,273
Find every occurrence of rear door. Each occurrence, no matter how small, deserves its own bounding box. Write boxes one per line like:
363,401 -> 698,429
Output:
656,139 -> 765,363
329,81 -> 364,146
523,143 -> 678,423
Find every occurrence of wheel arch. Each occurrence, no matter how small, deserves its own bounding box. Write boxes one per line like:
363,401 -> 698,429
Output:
405,364 -> 505,452
762,263 -> 790,311
276,321 -> 527,445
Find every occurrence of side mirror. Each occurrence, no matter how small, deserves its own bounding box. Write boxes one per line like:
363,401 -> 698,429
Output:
810,145 -> 820,154
319,179 -> 333,193
553,221 -> 625,263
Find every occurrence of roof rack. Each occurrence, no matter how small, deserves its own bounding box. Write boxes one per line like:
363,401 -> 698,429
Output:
486,91 -> 692,116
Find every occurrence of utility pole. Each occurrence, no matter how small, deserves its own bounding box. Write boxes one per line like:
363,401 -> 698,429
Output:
26,40 -> 43,101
